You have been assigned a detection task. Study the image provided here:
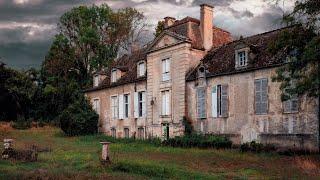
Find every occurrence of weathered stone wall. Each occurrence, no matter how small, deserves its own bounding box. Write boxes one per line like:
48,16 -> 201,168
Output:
86,81 -> 147,138
186,67 -> 319,151
146,41 -> 205,138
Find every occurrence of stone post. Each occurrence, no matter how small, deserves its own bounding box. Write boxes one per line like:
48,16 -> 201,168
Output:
100,142 -> 111,164
2,139 -> 13,159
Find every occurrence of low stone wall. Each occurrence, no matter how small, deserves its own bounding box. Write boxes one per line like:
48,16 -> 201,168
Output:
259,134 -> 318,152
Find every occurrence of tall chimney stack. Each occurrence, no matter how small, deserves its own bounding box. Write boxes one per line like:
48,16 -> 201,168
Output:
164,17 -> 176,28
200,4 -> 214,51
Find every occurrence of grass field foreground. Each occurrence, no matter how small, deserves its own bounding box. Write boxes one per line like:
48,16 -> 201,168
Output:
0,124 -> 319,179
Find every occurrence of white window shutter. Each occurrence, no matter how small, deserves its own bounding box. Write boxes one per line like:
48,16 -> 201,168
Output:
162,92 -> 166,115
119,95 -> 124,119
97,100 -> 100,116
142,92 -> 146,117
212,86 -> 218,118
128,94 -> 131,118
134,92 -> 139,118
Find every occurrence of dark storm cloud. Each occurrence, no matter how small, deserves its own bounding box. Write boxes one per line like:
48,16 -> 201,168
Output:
0,0 -> 290,69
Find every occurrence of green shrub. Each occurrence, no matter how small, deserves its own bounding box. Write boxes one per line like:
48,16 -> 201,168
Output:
240,141 -> 276,153
11,116 -> 31,130
59,95 -> 98,136
162,134 -> 232,149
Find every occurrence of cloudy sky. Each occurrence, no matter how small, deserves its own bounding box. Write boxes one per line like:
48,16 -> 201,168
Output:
0,0 -> 295,69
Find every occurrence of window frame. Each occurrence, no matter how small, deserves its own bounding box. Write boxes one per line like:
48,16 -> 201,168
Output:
111,95 -> 118,119
137,61 -> 146,77
161,90 -> 171,116
111,69 -> 117,83
254,78 -> 268,115
123,94 -> 130,118
111,128 -> 116,138
161,58 -> 171,82
93,75 -> 99,87
238,51 -> 247,67
92,98 -> 100,115
138,91 -> 146,117
196,88 -> 206,119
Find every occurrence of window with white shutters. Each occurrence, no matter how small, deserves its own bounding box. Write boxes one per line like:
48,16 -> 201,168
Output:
111,96 -> 118,119
161,90 -> 170,116
212,85 -> 228,118
124,94 -> 130,118
283,95 -> 299,113
138,91 -> 146,117
197,88 -> 206,118
255,78 -> 268,115
162,58 -> 170,81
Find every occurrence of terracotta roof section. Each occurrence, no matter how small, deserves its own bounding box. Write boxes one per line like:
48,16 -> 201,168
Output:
165,16 -> 232,49
186,27 -> 292,81
84,49 -> 147,92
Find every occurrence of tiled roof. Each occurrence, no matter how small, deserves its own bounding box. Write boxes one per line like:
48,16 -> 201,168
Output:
84,48 -> 147,92
165,16 -> 232,49
186,27 -> 291,81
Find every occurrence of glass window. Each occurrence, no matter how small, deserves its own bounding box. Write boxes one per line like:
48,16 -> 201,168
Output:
238,51 -> 247,67
93,99 -> 100,115
111,96 -> 118,119
138,91 -> 146,117
111,69 -> 117,83
162,58 -> 170,81
161,90 -> 170,116
138,62 -> 145,77
254,78 -> 268,114
124,94 -> 129,118
111,128 -> 116,138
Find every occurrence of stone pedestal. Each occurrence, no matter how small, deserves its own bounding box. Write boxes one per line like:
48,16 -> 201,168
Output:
100,142 -> 111,164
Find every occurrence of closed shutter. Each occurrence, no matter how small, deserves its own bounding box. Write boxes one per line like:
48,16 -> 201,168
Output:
221,85 -> 228,117
119,95 -> 124,119
255,78 -> 268,114
197,88 -> 206,118
212,86 -> 218,118
127,94 -> 131,118
134,92 -> 139,118
166,91 -> 170,115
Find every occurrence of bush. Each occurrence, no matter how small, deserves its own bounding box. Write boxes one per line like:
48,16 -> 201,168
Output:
12,116 -> 31,130
59,95 -> 98,136
162,134 -> 232,149
240,141 -> 276,153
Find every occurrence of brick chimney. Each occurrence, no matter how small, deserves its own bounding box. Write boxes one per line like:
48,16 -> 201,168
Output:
164,17 -> 176,28
200,4 -> 214,51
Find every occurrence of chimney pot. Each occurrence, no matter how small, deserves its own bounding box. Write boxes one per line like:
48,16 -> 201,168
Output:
164,17 -> 176,28
200,4 -> 214,51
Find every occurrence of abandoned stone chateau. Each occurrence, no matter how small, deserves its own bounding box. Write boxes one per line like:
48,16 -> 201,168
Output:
85,4 -> 319,151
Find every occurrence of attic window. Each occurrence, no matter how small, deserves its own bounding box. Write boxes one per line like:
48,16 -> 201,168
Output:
198,66 -> 205,78
235,48 -> 249,69
93,75 -> 99,87
137,61 -> 146,77
111,69 -> 117,83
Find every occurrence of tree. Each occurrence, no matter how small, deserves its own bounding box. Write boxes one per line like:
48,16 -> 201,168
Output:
154,20 -> 165,37
270,0 -> 319,99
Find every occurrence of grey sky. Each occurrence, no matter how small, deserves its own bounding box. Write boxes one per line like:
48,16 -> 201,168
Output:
0,0 -> 294,69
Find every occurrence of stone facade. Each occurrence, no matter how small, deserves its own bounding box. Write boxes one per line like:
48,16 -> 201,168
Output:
85,4 -> 319,151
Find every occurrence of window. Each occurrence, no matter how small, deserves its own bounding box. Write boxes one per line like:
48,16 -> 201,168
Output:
138,62 -> 145,77
212,85 -> 228,117
161,90 -> 170,116
92,99 -> 100,115
162,58 -> 170,81
124,128 -> 129,138
138,127 -> 144,139
111,69 -> 117,83
93,75 -> 99,87
237,51 -> 247,68
259,119 -> 269,133
197,88 -> 206,118
255,78 -> 268,115
111,96 -> 118,119
138,91 -> 146,117
283,96 -> 299,113
111,128 -> 116,138
124,94 -> 130,118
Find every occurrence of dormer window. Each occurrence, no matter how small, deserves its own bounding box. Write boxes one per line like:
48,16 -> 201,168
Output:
93,75 -> 99,87
235,47 -> 249,69
111,69 -> 117,83
137,61 -> 146,77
